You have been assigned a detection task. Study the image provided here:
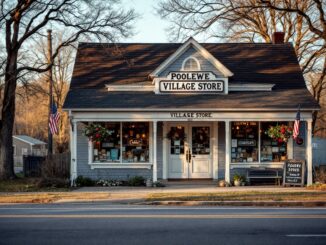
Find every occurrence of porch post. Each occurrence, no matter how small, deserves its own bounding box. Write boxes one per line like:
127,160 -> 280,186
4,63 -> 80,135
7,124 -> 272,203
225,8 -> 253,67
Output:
306,119 -> 313,185
70,121 -> 78,186
153,121 -> 158,182
225,120 -> 230,183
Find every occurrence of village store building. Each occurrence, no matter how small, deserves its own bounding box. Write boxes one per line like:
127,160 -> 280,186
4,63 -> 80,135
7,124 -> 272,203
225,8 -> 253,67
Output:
64,36 -> 319,185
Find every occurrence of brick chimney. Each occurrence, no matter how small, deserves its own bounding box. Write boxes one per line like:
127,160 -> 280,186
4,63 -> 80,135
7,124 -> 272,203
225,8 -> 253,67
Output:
272,32 -> 285,44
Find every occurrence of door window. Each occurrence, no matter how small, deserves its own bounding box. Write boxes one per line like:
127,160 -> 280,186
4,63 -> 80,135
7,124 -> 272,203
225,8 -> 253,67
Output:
192,127 -> 210,155
170,126 -> 185,155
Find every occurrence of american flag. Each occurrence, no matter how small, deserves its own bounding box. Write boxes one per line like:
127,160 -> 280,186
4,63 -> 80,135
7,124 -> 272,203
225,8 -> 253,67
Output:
49,103 -> 60,135
293,106 -> 300,139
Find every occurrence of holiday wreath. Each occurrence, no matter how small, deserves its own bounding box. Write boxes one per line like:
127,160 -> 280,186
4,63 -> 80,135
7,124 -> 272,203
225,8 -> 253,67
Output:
266,124 -> 293,143
83,123 -> 111,143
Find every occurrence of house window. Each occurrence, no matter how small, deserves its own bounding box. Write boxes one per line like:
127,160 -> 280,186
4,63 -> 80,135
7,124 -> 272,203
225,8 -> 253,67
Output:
231,122 -> 259,163
22,148 -> 28,155
182,56 -> 200,71
122,122 -> 149,162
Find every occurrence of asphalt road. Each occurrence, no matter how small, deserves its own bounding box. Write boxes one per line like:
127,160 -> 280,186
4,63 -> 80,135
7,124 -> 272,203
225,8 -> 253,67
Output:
0,203 -> 326,245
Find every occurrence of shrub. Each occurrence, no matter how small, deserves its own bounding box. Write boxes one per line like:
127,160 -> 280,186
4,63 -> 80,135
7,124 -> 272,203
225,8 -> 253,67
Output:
128,176 -> 145,186
75,175 -> 95,187
96,179 -> 123,187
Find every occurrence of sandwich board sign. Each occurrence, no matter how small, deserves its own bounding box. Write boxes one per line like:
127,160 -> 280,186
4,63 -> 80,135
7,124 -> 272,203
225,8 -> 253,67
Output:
283,160 -> 305,187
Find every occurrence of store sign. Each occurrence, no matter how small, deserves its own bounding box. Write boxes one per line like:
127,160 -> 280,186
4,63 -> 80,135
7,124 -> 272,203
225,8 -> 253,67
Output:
159,71 -> 224,93
283,160 -> 305,187
129,139 -> 142,146
170,112 -> 212,118
238,139 -> 256,147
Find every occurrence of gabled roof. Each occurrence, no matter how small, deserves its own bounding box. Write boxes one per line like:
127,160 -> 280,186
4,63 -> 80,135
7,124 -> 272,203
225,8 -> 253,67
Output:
68,42 -> 308,90
13,135 -> 47,145
149,37 -> 233,78
64,41 -> 319,111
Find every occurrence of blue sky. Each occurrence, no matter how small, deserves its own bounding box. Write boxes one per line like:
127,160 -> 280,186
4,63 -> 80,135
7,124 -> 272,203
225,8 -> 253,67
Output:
122,0 -> 170,43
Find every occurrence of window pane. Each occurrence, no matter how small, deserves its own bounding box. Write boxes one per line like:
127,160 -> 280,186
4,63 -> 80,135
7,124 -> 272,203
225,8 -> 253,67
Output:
93,122 -> 120,162
183,57 -> 199,71
261,122 -> 288,162
192,127 -> 210,155
231,122 -> 258,163
170,126 -> 185,155
122,122 -> 149,162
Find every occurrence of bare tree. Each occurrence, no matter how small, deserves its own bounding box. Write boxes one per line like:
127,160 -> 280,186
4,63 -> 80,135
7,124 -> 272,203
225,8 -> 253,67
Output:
158,0 -> 326,134
0,0 -> 136,179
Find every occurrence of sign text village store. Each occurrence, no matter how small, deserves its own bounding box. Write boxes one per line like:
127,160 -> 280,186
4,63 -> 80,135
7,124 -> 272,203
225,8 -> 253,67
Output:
64,37 -> 319,185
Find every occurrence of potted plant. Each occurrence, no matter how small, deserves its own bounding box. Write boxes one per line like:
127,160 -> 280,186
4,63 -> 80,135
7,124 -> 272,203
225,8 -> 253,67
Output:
233,174 -> 242,187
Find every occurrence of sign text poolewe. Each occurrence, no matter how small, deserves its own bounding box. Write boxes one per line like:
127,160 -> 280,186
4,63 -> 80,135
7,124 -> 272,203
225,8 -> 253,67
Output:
283,160 -> 305,187
159,71 -> 224,93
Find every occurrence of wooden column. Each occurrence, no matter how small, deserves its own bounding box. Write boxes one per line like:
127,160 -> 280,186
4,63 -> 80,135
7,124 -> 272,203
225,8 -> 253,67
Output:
225,121 -> 230,183
306,119 -> 313,185
153,121 -> 158,182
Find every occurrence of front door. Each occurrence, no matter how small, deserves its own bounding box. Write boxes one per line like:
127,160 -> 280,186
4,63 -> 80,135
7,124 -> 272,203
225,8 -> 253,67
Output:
168,122 -> 212,179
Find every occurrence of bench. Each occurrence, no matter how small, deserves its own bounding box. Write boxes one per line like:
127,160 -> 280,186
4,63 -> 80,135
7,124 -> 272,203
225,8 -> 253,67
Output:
246,167 -> 283,186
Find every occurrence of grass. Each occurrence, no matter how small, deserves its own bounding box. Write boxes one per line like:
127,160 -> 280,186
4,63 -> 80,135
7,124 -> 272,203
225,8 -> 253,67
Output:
0,177 -> 70,192
146,191 -> 326,202
0,192 -> 111,203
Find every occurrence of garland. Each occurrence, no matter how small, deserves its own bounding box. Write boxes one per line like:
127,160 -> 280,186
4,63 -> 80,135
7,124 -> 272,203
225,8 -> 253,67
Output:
266,124 -> 293,143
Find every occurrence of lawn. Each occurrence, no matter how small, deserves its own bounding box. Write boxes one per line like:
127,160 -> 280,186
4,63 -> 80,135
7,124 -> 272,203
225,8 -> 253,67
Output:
146,191 -> 326,202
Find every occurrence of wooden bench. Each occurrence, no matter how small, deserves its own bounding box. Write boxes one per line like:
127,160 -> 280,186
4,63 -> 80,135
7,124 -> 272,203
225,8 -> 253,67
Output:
246,167 -> 283,186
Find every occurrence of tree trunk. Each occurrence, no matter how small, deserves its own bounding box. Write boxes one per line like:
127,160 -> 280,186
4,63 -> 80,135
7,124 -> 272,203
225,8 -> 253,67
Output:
0,53 -> 18,180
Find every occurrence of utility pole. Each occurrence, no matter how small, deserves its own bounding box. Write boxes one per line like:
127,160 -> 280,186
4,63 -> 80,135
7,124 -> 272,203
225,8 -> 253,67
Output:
47,29 -> 53,155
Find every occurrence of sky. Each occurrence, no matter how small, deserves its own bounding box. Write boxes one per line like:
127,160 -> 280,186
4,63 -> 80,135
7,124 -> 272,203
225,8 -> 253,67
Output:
122,0 -> 171,43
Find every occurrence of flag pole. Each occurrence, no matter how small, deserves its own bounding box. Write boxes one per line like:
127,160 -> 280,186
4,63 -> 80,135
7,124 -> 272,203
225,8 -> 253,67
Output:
47,29 -> 53,155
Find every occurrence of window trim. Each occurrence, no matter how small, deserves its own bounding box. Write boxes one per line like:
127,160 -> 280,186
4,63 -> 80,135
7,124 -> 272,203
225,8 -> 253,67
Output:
88,122 -> 153,169
182,56 -> 201,71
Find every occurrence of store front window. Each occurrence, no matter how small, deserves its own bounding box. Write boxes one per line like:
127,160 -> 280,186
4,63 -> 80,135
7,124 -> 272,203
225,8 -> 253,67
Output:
122,122 -> 149,162
260,122 -> 288,162
91,122 -> 150,163
231,121 -> 289,163
92,122 -> 120,162
231,122 -> 258,163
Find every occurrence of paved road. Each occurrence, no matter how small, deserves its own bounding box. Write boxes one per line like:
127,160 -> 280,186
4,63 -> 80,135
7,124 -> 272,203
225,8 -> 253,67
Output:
0,203 -> 326,245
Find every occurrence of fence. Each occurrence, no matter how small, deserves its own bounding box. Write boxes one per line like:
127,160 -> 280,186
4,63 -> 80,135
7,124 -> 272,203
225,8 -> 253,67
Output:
312,137 -> 326,167
23,152 -> 70,178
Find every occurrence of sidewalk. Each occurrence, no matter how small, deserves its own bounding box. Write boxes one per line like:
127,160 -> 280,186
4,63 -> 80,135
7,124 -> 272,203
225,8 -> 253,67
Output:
1,185 -> 326,206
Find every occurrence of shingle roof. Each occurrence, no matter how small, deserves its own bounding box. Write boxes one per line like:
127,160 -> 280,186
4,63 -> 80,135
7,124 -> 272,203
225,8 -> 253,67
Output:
13,135 -> 47,145
64,42 -> 319,110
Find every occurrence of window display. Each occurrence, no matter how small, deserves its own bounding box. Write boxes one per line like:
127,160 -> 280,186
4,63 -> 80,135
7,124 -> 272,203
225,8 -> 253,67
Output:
90,122 -> 150,163
122,122 -> 149,162
261,122 -> 288,162
92,122 -> 120,162
231,122 -> 258,163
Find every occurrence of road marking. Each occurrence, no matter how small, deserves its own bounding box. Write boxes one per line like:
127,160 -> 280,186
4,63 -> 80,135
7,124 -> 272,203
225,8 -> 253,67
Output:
1,214 -> 326,219
287,234 -> 326,237
1,206 -> 326,211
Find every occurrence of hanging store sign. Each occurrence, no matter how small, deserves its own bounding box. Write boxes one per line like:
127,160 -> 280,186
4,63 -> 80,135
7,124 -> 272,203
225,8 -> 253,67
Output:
158,71 -> 224,94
